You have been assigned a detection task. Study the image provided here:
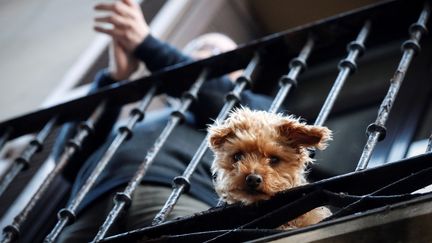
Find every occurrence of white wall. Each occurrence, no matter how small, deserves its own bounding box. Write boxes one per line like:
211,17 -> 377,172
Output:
0,0 -> 98,121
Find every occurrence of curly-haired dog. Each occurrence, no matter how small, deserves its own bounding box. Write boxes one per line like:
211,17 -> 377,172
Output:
208,107 -> 332,228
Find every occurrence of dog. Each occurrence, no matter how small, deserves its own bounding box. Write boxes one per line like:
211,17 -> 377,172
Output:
207,107 -> 332,228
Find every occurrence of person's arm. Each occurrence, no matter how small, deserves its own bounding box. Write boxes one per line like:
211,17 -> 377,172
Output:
94,0 -> 148,80
133,34 -> 191,72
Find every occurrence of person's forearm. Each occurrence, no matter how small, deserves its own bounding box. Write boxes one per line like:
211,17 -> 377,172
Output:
133,34 -> 192,72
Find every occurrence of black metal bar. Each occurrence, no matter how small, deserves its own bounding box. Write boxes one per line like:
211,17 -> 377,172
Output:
356,3 -> 430,171
322,190 -> 419,207
268,37 -> 314,114
119,229 -> 281,243
44,86 -> 157,243
427,132 -> 432,153
92,69 -> 209,241
327,164 -> 432,220
0,127 -> 13,155
150,54 -> 261,226
314,21 -> 371,126
0,117 -> 58,198
205,190 -> 327,243
0,102 -> 107,243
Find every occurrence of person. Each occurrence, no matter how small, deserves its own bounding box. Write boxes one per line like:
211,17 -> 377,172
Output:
55,0 -> 273,242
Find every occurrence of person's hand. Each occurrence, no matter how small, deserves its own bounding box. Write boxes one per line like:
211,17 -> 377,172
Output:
94,0 -> 150,52
108,40 -> 139,80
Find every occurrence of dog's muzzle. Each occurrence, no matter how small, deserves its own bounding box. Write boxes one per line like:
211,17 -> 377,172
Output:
245,174 -> 262,189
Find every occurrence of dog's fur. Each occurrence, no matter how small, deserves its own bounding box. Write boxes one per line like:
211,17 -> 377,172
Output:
208,107 -> 332,228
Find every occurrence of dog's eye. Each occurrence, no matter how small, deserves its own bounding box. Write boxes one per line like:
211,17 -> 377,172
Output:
269,156 -> 280,165
233,152 -> 243,162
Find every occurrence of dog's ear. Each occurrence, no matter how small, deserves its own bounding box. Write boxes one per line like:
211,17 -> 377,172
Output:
278,120 -> 332,150
208,124 -> 234,150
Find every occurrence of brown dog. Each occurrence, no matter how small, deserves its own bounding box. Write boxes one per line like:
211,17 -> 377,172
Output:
208,107 -> 332,228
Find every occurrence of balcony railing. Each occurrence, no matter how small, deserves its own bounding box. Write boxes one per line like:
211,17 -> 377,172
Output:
0,0 -> 431,242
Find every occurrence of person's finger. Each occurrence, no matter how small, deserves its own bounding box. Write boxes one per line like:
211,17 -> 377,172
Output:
94,25 -> 125,38
95,25 -> 136,52
94,2 -> 134,19
94,3 -> 116,11
121,0 -> 143,20
95,15 -> 131,29
122,0 -> 138,8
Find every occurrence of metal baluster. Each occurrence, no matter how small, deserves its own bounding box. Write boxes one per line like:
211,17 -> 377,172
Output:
426,132 -> 432,153
92,69 -> 209,241
44,86 -> 157,243
0,117 -> 58,197
314,21 -> 371,126
356,4 -> 430,171
151,54 -> 261,226
0,102 -> 107,243
0,127 -> 13,155
268,37 -> 314,114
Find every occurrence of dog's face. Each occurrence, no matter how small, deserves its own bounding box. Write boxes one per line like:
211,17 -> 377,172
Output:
208,107 -> 331,205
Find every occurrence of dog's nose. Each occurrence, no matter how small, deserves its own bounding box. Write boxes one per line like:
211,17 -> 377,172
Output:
246,174 -> 262,188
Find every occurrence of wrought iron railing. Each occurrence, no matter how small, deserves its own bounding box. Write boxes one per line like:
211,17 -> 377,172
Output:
0,0 -> 431,242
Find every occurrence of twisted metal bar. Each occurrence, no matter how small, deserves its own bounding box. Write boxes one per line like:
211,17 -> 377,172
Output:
151,54 -> 260,226
92,70 -> 209,241
268,37 -> 314,114
356,4 -> 430,171
44,86 -> 157,243
0,127 -> 13,155
314,21 -> 371,126
0,102 -> 107,243
0,117 -> 58,198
